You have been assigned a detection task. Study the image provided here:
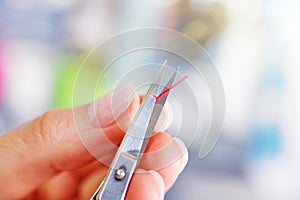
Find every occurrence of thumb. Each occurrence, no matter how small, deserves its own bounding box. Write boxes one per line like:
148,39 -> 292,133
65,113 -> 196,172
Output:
0,84 -> 140,199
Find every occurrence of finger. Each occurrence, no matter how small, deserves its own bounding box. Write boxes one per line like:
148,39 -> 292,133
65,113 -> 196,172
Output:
125,169 -> 165,200
80,94 -> 173,167
78,168 -> 164,200
88,132 -> 188,194
36,172 -> 79,200
79,133 -> 188,199
78,95 -> 173,167
0,83 -> 173,199
73,160 -> 104,178
78,167 -> 108,200
35,160 -> 105,200
141,133 -> 188,191
0,84 -> 139,199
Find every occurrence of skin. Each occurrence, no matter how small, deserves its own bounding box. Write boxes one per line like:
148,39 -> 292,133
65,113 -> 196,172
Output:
0,84 -> 188,200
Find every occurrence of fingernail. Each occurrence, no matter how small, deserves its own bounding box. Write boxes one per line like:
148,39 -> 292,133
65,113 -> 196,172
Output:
111,84 -> 136,120
88,84 -> 135,128
135,168 -> 147,174
173,137 -> 189,173
114,92 -> 139,132
148,170 -> 165,200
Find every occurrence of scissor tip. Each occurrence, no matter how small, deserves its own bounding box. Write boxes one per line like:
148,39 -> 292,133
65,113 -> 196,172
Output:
176,66 -> 180,71
160,60 -> 167,70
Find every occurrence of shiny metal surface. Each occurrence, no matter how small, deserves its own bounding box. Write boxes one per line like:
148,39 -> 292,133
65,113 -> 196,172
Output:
91,62 -> 178,200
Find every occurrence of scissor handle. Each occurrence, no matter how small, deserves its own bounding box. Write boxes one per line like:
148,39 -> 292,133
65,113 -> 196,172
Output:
91,151 -> 138,200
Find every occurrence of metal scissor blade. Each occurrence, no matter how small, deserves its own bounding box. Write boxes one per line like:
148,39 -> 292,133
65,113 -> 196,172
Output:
145,60 -> 167,98
139,67 -> 179,153
156,66 -> 180,103
124,66 -> 179,154
91,62 -> 179,200
126,60 -> 166,130
153,60 -> 167,86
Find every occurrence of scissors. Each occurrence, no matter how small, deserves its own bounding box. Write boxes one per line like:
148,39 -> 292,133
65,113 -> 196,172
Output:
91,61 -> 180,200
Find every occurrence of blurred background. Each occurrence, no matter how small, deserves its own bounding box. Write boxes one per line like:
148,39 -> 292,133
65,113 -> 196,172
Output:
1,0 -> 300,199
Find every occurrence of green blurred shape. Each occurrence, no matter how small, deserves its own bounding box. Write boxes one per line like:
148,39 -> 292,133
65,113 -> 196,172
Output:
53,52 -> 111,108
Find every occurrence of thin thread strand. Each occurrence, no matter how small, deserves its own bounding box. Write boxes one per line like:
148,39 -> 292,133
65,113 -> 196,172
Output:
150,74 -> 188,100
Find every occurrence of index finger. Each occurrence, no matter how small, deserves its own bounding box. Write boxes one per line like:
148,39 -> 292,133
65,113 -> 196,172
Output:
0,84 -> 139,199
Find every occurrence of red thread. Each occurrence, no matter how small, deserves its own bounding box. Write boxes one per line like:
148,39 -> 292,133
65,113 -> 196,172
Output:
155,74 -> 188,100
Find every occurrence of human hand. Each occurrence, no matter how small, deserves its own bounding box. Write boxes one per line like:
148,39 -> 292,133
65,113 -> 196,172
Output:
0,84 -> 188,200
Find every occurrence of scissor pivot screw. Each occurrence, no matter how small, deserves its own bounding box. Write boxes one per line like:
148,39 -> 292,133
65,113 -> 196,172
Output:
115,167 -> 126,180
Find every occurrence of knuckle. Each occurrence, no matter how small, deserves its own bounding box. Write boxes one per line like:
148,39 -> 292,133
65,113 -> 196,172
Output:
31,109 -> 63,144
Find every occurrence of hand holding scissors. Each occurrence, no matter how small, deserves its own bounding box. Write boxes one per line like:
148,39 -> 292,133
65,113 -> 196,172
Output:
92,62 -> 188,200
0,62 -> 188,200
